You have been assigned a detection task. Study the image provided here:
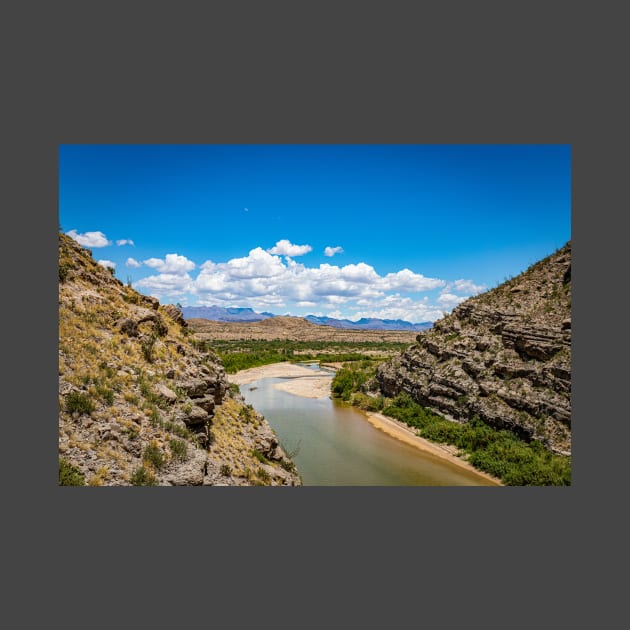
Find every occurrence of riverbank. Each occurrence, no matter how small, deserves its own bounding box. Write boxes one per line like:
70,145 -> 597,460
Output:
229,363 -> 503,485
362,411 -> 503,486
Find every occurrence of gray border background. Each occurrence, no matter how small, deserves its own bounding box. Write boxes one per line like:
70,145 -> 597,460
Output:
4,0 -> 623,626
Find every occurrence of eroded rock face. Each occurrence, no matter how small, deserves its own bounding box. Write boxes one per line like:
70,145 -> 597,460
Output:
58,232 -> 301,486
162,304 -> 187,328
376,242 -> 572,455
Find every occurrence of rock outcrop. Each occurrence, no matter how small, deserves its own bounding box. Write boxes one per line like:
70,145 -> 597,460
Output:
58,232 -> 301,486
376,242 -> 572,455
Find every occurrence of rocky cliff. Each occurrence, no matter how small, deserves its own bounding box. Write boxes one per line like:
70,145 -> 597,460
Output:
58,233 -> 301,486
376,242 -> 572,455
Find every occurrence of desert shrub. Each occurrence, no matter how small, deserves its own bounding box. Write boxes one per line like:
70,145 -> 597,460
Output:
143,443 -> 165,470
96,385 -> 115,406
257,467 -> 271,483
280,459 -> 296,473
251,449 -> 268,464
130,466 -> 157,486
141,334 -> 157,363
65,391 -> 96,415
59,459 -> 85,486
169,438 -> 188,461
59,263 -> 70,283
146,404 -> 161,426
220,464 -> 232,476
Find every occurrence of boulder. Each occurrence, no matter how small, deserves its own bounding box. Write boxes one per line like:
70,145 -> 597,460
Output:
154,383 -> 177,404
183,405 -> 209,426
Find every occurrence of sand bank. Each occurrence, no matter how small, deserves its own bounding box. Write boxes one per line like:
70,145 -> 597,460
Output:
272,376 -> 332,398
228,362 -> 333,398
228,362 -> 320,385
363,411 -> 503,485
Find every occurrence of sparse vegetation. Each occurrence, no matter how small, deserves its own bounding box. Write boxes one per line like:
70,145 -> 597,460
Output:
220,463 -> 232,476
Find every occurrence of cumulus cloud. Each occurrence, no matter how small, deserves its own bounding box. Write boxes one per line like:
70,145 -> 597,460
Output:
437,292 -> 468,308
189,248 -> 448,318
267,239 -> 313,257
67,230 -> 111,248
446,279 -> 486,295
378,269 -> 446,293
143,254 -> 195,275
130,244 -> 483,323
116,239 -> 135,246
136,273 -> 194,298
324,246 -> 344,257
97,259 -> 116,270
125,257 -> 142,268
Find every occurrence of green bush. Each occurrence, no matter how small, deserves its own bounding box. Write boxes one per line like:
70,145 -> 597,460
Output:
130,466 -> 157,486
169,438 -> 188,461
251,449 -> 268,464
257,467 -> 271,483
65,391 -> 96,415
59,459 -> 85,486
96,386 -> 115,406
143,443 -> 165,470
280,459 -> 296,473
331,367 -> 370,401
59,263 -> 70,283
141,335 -> 157,363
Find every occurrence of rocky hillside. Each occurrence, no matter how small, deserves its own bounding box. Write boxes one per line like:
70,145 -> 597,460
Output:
376,242 -> 572,456
58,233 -> 301,486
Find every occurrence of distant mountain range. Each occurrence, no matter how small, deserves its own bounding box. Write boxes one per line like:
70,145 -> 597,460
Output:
180,305 -> 433,331
181,306 -> 275,322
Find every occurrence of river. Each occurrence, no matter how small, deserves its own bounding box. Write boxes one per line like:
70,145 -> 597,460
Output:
238,363 -> 498,486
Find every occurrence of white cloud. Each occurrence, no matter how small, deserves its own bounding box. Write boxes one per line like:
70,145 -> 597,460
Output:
446,279 -> 486,295
116,239 -> 135,246
267,239 -> 313,257
130,245 -> 482,323
437,293 -> 468,308
324,246 -> 344,257
97,259 -> 116,270
136,273 -> 194,297
143,254 -> 195,275
378,269 -> 446,293
67,230 -> 111,248
125,257 -> 142,268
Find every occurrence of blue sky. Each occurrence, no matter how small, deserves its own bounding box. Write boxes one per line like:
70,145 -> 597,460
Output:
59,144 -> 571,322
